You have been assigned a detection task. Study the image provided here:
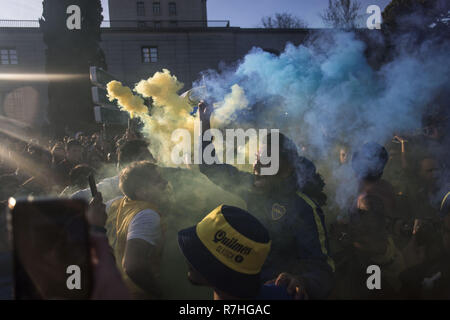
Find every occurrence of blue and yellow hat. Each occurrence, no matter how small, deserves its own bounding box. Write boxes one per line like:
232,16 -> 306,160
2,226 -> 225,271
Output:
178,205 -> 271,298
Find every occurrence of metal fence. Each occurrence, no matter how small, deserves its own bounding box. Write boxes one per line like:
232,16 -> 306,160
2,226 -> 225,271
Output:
0,20 -> 40,28
0,19 -> 230,29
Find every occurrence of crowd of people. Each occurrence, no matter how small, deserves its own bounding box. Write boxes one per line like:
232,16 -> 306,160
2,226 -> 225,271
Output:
0,126 -> 143,198
0,101 -> 449,300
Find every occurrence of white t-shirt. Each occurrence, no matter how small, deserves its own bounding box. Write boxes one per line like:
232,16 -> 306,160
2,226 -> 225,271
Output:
106,197 -> 161,246
127,209 -> 161,246
71,175 -> 121,202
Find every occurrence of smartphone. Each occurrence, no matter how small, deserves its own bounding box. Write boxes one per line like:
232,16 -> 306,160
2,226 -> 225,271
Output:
7,198 -> 92,300
88,174 -> 97,198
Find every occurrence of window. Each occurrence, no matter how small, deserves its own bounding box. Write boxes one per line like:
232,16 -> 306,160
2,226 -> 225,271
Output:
169,20 -> 178,27
137,21 -> 146,28
0,48 -> 18,65
154,21 -> 161,28
153,2 -> 160,15
137,2 -> 145,16
169,2 -> 177,16
142,47 -> 158,63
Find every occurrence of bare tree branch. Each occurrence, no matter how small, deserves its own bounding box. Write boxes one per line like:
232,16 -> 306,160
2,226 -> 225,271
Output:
261,12 -> 308,29
320,0 -> 363,29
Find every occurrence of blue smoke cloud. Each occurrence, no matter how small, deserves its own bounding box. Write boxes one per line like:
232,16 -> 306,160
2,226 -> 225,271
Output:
193,30 -> 450,210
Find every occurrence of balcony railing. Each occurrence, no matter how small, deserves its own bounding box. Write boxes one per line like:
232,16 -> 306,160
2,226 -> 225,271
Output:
0,19 -> 231,29
102,20 -> 230,28
0,20 -> 40,28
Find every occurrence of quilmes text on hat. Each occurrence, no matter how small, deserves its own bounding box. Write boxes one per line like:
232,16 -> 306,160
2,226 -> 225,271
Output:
178,205 -> 271,298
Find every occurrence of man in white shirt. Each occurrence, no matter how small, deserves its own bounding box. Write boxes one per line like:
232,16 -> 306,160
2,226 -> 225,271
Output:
106,161 -> 170,299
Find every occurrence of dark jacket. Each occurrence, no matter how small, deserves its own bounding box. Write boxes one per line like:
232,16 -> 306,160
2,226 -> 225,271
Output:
199,162 -> 334,299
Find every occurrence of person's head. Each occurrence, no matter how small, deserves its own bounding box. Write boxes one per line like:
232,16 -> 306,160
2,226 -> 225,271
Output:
29,147 -> 52,169
407,149 -> 441,192
351,142 -> 388,182
88,150 -> 104,170
51,142 -> 65,162
253,133 -> 327,205
119,161 -> 169,205
13,140 -> 26,153
107,151 -> 116,163
422,113 -> 447,141
117,139 -> 154,170
253,132 -> 296,182
26,141 -> 39,156
65,139 -> 84,164
421,93 -> 450,140
419,157 -> 440,190
178,205 -> 271,299
337,144 -> 350,165
74,132 -> 84,142
43,148 -> 52,164
69,164 -> 95,189
349,194 -> 388,256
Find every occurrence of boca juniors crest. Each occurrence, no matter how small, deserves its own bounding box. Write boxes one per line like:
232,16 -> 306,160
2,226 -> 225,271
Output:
271,203 -> 286,220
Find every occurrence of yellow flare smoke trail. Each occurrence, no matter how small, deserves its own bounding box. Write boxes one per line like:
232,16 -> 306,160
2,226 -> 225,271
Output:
212,84 -> 249,126
134,69 -> 195,164
107,80 -> 148,118
0,73 -> 86,81
106,69 -> 250,166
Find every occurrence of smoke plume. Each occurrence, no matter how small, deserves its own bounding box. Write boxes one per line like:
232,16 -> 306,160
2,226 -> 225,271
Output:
107,30 -> 449,213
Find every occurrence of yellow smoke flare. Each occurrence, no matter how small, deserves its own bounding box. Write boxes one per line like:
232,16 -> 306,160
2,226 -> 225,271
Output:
132,69 -> 195,164
106,70 -> 250,167
212,84 -> 248,126
107,80 -> 148,118
135,69 -> 191,110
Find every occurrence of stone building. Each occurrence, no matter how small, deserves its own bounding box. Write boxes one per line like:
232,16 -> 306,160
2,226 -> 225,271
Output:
108,0 -> 208,28
0,1 -> 308,129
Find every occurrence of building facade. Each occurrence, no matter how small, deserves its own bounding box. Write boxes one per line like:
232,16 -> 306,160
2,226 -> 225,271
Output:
101,27 -> 307,89
0,27 -> 48,126
109,0 -> 208,28
0,1 -> 308,129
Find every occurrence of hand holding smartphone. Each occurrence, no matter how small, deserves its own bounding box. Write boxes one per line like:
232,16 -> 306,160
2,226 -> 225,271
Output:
86,174 -> 106,229
8,198 -> 92,299
88,174 -> 97,198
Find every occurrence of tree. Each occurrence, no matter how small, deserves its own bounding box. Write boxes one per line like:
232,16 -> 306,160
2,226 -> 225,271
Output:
382,0 -> 450,31
40,0 -> 106,136
261,13 -> 308,29
320,0 -> 363,29
379,0 -> 449,70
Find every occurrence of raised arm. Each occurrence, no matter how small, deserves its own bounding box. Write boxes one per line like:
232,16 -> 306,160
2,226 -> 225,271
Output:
197,102 -> 253,195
